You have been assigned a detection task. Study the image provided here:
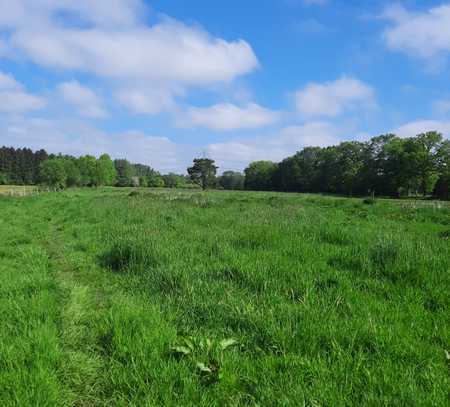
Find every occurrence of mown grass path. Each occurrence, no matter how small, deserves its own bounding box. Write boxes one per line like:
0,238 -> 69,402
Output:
43,219 -> 107,406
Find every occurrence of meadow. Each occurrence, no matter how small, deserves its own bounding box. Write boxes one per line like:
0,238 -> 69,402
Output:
0,188 -> 449,406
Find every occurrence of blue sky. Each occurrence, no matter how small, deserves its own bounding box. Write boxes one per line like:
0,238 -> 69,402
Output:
1,0 -> 450,173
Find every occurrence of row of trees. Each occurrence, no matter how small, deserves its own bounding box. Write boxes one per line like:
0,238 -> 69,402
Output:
40,156 -> 196,190
241,132 -> 449,199
39,154 -> 117,189
185,132 -> 449,200
0,147 -> 194,190
2,131 -> 449,199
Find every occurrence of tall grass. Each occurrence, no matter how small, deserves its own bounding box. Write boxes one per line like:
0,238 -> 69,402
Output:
0,188 -> 449,405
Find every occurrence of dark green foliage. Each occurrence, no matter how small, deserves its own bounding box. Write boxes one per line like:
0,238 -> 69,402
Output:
0,146 -> 48,184
244,160 -> 277,191
63,158 -> 82,187
162,173 -> 188,188
188,158 -> 218,190
147,172 -> 165,187
40,159 -> 67,189
114,159 -> 133,187
245,131 -> 449,199
218,171 -> 245,190
0,171 -> 8,184
433,175 -> 449,200
77,155 -> 97,186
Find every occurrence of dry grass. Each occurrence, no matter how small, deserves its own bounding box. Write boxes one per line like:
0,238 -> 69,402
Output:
0,185 -> 38,196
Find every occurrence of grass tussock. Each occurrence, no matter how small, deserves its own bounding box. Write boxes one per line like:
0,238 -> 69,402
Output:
102,235 -> 160,272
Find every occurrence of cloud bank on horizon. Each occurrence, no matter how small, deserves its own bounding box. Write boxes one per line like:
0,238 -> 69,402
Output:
0,0 -> 449,173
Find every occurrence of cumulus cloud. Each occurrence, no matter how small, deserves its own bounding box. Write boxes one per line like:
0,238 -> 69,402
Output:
58,80 -> 108,118
394,120 -> 450,138
0,1 -> 258,87
0,70 -> 46,113
115,88 -> 177,115
178,103 -> 280,131
0,92 -> 46,113
382,4 -> 450,59
0,0 -> 145,29
295,76 -> 375,118
0,1 -> 259,116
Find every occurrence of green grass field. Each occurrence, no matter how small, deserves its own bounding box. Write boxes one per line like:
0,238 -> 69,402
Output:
1,188 -> 449,406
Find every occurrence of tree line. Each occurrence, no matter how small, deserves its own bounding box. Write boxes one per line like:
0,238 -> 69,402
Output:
0,147 -> 48,185
1,131 -> 449,199
0,147 -> 193,190
242,132 -> 449,200
187,132 -> 449,200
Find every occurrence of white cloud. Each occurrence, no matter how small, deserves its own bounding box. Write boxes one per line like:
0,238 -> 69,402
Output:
179,103 -> 280,131
382,4 -> 450,59
115,88 -> 176,115
394,120 -> 450,138
0,70 -> 46,113
295,76 -> 375,118
0,1 -> 258,116
0,0 -> 145,29
58,80 -> 107,118
10,22 -> 258,85
0,92 -> 46,113
277,122 -> 341,147
0,1 -> 258,87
